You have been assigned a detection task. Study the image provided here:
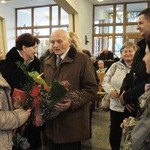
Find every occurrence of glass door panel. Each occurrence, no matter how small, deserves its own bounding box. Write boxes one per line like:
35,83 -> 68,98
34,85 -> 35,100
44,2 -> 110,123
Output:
115,25 -> 123,33
37,38 -> 50,58
116,5 -> 123,23
115,36 -> 123,57
17,29 -> 32,36
52,6 -> 58,25
100,26 -> 113,34
94,5 -> 114,24
60,8 -> 69,25
126,25 -> 138,33
34,7 -> 49,26
127,3 -> 147,23
17,9 -> 31,27
33,28 -> 50,36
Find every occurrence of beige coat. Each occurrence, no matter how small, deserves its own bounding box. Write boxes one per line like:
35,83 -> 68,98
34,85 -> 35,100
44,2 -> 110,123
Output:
43,47 -> 98,143
0,74 -> 30,150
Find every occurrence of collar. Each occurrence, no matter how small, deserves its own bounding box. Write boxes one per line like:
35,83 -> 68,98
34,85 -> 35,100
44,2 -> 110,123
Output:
60,48 -> 69,60
6,47 -> 24,63
17,50 -> 23,58
45,46 -> 77,68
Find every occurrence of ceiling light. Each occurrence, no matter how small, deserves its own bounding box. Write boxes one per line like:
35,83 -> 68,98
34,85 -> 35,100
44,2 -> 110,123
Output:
1,0 -> 6,3
98,0 -> 104,2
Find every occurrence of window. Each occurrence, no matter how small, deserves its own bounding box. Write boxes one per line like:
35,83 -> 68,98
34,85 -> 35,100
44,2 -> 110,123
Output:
93,2 -> 148,57
95,5 -> 114,24
34,7 -> 49,26
16,5 -> 69,58
17,9 -> 31,27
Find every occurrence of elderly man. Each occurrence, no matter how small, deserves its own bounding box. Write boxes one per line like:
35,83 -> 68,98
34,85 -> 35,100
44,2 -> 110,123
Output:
42,29 -> 97,150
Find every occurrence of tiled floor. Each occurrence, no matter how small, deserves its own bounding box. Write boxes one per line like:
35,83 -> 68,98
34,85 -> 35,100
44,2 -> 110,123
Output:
81,109 -> 111,150
39,108 -> 111,150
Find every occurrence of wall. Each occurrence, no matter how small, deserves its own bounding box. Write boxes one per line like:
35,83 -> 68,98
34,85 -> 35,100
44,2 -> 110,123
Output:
0,5 -> 15,51
75,0 -> 93,51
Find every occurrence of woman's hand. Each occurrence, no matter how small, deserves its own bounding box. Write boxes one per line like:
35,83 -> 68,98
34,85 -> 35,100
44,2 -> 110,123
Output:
26,108 -> 32,116
110,90 -> 119,99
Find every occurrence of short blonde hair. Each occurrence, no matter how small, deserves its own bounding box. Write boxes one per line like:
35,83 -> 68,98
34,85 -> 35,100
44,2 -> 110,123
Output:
120,42 -> 137,53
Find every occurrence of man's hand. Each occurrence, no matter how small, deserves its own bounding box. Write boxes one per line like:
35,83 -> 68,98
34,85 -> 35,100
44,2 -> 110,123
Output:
119,91 -> 135,112
145,83 -> 150,92
119,91 -> 125,105
54,99 -> 71,112
125,104 -> 135,112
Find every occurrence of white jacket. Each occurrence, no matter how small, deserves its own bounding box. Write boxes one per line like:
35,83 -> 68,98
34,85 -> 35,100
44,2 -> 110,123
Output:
0,74 -> 29,150
102,60 -> 131,112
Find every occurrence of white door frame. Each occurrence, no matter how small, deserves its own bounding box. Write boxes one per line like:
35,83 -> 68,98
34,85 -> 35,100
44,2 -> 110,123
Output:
0,16 -> 7,59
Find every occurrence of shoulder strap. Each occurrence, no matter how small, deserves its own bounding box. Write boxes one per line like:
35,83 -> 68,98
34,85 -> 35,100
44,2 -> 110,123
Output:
111,63 -> 118,77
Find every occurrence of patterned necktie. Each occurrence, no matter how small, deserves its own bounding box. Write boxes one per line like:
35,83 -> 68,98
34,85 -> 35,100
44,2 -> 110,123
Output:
56,55 -> 62,67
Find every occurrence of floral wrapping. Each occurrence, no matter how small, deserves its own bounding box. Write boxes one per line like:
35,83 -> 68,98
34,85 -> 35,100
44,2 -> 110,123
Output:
12,61 -> 75,149
12,71 -> 72,125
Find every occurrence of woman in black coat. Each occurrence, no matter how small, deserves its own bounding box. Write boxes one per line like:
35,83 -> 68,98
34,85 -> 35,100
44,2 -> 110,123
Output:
0,33 -> 42,150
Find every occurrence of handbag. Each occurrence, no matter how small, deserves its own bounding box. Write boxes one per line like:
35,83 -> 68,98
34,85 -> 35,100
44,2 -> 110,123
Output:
101,63 -> 118,112
12,133 -> 30,150
101,93 -> 110,111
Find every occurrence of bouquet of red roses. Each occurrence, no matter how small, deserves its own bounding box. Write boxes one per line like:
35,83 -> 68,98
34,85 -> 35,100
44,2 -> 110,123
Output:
12,71 -> 71,125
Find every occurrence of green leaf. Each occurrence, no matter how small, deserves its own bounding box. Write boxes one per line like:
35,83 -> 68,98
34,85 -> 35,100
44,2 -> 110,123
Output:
50,81 -> 67,100
28,71 -> 47,85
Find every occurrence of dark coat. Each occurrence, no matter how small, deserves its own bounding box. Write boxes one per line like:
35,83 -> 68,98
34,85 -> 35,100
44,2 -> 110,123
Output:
0,47 -> 42,150
121,39 -> 150,117
0,47 -> 41,92
43,46 -> 98,143
96,51 -> 114,60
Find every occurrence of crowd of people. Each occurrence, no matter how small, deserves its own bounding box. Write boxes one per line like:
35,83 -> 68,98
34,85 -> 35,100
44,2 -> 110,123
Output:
102,7 -> 150,150
0,7 -> 150,150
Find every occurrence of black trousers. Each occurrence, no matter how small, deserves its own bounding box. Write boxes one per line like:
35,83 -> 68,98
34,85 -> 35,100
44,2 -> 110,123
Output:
24,123 -> 42,150
109,110 -> 126,150
47,139 -> 81,150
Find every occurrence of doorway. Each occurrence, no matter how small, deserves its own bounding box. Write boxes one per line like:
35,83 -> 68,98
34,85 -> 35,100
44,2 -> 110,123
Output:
0,17 -> 7,59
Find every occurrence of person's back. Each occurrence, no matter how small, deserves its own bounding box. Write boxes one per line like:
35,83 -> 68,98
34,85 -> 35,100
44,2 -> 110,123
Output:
96,47 -> 114,60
